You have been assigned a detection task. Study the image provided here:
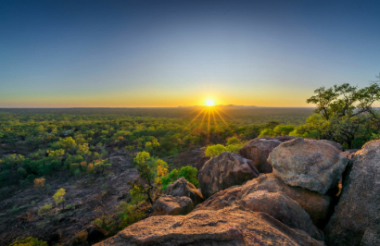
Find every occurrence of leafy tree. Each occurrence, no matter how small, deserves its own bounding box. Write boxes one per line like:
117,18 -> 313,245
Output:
161,169 -> 179,190
94,159 -> 111,174
53,188 -> 66,209
205,144 -> 226,157
306,81 -> 380,147
133,151 -> 150,165
226,136 -> 240,145
51,137 -> 76,151
178,166 -> 199,188
76,143 -> 89,155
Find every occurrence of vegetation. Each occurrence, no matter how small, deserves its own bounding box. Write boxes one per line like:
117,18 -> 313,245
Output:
53,188 -> 66,209
9,237 -> 47,246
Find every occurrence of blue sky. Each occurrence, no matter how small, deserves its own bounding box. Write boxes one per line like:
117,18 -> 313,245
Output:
1,0 -> 379,107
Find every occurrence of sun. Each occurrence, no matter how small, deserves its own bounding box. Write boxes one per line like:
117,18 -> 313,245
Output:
205,99 -> 215,106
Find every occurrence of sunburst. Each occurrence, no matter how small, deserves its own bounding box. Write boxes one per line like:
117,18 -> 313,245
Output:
183,99 -> 231,143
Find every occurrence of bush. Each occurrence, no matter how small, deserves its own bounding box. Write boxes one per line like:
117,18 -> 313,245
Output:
38,203 -> 52,215
9,237 -> 48,246
205,144 -> 226,157
178,166 -> 199,188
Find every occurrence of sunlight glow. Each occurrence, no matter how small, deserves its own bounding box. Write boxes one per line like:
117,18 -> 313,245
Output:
205,99 -> 215,106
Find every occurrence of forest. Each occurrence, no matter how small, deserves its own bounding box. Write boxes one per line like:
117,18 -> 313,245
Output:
1,82 -> 380,246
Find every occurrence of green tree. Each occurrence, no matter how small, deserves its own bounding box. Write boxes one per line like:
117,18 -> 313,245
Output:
205,144 -> 226,158
178,166 -> 199,188
53,188 -> 66,209
306,81 -> 380,147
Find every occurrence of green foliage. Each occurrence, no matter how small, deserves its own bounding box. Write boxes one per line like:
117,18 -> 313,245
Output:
133,151 -> 150,165
226,143 -> 244,153
9,237 -> 48,246
205,144 -> 226,157
94,159 -> 111,174
51,137 -> 76,150
178,166 -> 199,188
161,166 -> 198,190
38,203 -> 52,215
116,201 -> 146,229
53,188 -> 66,209
226,137 -> 240,145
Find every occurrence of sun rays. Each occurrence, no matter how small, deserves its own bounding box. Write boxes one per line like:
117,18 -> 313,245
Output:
183,101 -> 232,143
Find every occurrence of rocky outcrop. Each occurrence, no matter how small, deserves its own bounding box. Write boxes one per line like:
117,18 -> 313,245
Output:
152,195 -> 194,216
324,140 -> 380,246
241,190 -> 323,240
95,206 -> 325,246
198,152 -> 259,199
238,136 -> 296,173
196,174 -> 332,229
165,177 -> 204,206
268,138 -> 349,194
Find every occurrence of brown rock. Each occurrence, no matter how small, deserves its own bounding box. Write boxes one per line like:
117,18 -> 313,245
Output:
196,174 -> 332,229
95,206 -> 325,246
241,190 -> 324,240
324,140 -> 380,246
198,152 -> 259,199
238,136 -> 296,173
165,177 -> 204,206
152,195 -> 194,216
268,137 -> 349,194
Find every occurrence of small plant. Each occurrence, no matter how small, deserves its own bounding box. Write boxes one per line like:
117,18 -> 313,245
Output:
66,203 -> 75,209
38,203 -> 52,215
34,178 -> 45,189
9,237 -> 48,246
53,188 -> 66,209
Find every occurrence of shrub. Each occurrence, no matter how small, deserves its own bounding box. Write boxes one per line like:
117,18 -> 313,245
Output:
38,203 -> 52,215
178,166 -> 199,188
53,188 -> 66,209
9,237 -> 48,246
226,137 -> 240,145
34,178 -> 45,189
205,144 -> 226,157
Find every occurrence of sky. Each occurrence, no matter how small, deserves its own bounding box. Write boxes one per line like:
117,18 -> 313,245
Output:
1,0 -> 379,107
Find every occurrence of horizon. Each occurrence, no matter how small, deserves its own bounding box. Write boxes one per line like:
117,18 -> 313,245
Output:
1,0 -> 380,107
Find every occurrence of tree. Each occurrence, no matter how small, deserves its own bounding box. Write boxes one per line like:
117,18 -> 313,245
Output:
94,159 -> 111,174
53,188 -> 66,209
205,144 -> 226,157
306,81 -> 380,147
178,166 -> 199,188
34,178 -> 45,189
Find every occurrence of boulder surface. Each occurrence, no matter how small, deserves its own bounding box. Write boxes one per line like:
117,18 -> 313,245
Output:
196,173 -> 332,229
268,137 -> 349,194
165,177 -> 204,206
238,136 -> 296,173
324,140 -> 380,246
198,152 -> 259,199
151,195 -> 194,216
95,206 -> 324,246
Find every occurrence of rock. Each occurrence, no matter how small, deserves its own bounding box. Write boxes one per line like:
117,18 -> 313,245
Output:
87,225 -> 106,245
238,136 -> 296,173
268,137 -> 349,194
324,140 -> 380,246
152,195 -> 194,216
196,173 -> 332,229
165,177 -> 204,206
241,190 -> 324,240
310,139 -> 344,151
95,206 -> 325,246
198,152 -> 259,199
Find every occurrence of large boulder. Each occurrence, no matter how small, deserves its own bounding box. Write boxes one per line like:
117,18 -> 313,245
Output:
241,190 -> 324,240
165,177 -> 204,206
268,138 -> 349,194
152,195 -> 194,216
198,152 -> 260,199
324,140 -> 380,246
196,173 -> 333,229
95,206 -> 325,246
238,136 -> 296,173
